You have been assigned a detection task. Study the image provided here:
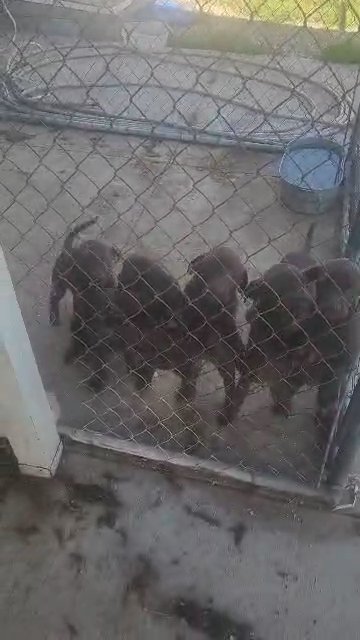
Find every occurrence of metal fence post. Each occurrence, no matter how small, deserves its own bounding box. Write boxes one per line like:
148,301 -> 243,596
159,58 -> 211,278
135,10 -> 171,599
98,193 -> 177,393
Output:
0,247 -> 62,477
327,378 -> 360,487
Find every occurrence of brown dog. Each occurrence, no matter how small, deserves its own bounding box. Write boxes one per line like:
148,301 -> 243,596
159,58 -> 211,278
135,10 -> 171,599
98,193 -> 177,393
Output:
50,217 -> 120,389
114,253 -> 186,330
245,225 -> 318,338
49,217 -> 120,326
108,249 -> 247,424
238,228 -> 360,441
66,283 -> 115,390
183,246 -> 248,369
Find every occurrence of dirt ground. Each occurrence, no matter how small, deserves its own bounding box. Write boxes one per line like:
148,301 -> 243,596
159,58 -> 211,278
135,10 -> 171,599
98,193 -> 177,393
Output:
0,119 -> 341,487
0,444 -> 360,640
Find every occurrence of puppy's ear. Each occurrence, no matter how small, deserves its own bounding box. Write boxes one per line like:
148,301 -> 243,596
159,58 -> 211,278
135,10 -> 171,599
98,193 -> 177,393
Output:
303,264 -> 325,283
188,253 -> 206,274
237,268 -> 248,293
245,278 -> 266,300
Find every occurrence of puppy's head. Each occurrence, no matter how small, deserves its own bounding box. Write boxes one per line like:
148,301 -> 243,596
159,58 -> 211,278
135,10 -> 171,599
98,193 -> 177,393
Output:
246,263 -> 321,335
188,248 -> 248,294
316,258 -> 360,325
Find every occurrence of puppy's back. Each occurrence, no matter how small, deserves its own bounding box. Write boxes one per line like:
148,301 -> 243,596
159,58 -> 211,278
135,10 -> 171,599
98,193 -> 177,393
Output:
117,253 -> 185,326
189,246 -> 247,291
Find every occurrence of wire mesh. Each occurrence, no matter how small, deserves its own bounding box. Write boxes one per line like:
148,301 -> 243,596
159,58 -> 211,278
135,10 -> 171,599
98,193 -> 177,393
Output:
1,0 -> 360,489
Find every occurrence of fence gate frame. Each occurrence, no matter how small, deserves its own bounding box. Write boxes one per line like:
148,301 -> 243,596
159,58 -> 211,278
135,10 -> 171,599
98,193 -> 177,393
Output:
323,103 -> 360,497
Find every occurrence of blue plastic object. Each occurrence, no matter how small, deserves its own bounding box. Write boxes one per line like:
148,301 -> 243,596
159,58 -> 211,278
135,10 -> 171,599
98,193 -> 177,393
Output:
153,0 -> 198,25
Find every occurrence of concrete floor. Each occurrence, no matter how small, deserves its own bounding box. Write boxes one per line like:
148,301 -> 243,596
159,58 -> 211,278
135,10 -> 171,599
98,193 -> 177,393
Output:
0,118 -> 341,486
0,444 -> 360,640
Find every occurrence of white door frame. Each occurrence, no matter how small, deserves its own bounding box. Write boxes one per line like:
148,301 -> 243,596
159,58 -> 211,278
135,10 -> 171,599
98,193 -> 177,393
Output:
0,248 -> 62,477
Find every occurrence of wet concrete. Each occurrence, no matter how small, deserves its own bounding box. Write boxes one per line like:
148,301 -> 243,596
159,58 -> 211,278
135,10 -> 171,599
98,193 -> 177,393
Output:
0,445 -> 359,639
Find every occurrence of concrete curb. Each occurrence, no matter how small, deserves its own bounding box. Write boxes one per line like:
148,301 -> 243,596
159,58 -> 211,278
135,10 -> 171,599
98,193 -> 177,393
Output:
59,425 -> 335,509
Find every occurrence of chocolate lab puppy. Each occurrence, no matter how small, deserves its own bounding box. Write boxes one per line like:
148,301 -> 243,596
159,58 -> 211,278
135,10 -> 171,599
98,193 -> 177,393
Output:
183,246 -> 248,368
245,224 -> 318,336
67,283 -> 115,390
111,320 -> 241,425
114,253 -> 186,330
50,217 -> 120,389
280,223 -> 360,326
238,227 -> 360,441
49,217 -> 120,326
109,249 -> 247,424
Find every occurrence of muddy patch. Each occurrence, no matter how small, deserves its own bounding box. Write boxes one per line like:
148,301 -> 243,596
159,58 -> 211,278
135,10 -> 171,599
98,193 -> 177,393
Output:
117,526 -> 128,545
102,472 -> 130,484
68,552 -> 86,575
229,522 -> 247,548
162,469 -> 183,493
64,619 -> 78,638
68,483 -> 120,508
123,555 -> 159,607
171,598 -> 257,639
97,510 -> 117,529
276,569 -> 298,585
53,526 -> 66,547
184,505 -> 221,528
13,524 -> 40,541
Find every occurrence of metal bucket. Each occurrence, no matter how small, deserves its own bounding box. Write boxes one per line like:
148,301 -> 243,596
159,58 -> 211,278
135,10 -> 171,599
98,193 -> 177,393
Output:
279,137 -> 344,215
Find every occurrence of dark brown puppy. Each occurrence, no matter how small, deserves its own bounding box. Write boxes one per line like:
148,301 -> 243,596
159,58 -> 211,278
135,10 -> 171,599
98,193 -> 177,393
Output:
238,232 -> 360,441
245,224 -> 318,335
315,258 -> 360,325
49,217 -> 120,326
114,253 -> 186,330
66,284 -> 115,391
187,246 -> 248,314
113,320 -> 238,424
50,217 -> 120,390
280,222 -> 360,325
183,246 -> 248,369
108,251 -> 244,424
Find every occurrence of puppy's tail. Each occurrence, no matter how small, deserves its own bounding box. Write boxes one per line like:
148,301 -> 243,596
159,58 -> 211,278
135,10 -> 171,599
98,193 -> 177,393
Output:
63,216 -> 98,252
304,222 -> 316,253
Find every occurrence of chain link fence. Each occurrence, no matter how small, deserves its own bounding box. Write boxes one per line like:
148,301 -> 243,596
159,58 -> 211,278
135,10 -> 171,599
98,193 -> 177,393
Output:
1,0 -> 360,491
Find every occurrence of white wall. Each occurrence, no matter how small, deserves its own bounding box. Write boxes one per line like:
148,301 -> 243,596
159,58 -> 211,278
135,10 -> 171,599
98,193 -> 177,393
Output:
0,248 -> 62,476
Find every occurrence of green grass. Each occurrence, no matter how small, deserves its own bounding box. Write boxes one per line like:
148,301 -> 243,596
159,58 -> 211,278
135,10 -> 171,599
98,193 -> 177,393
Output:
168,23 -> 269,55
321,38 -> 360,63
169,11 -> 360,64
181,0 -> 360,31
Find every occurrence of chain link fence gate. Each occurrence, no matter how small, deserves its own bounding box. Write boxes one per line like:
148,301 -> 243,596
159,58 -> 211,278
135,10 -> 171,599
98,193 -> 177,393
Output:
1,0 -> 360,496
324,100 -> 360,491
